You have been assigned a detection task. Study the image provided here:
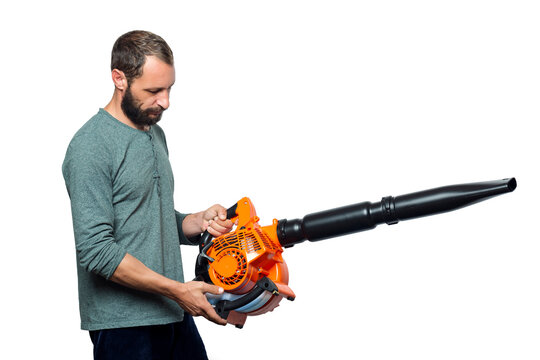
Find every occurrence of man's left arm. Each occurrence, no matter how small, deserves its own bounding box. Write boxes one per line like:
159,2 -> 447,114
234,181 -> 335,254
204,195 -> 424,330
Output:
176,204 -> 235,244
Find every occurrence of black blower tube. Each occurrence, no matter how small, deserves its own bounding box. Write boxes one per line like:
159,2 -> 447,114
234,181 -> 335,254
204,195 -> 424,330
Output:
277,178 -> 517,247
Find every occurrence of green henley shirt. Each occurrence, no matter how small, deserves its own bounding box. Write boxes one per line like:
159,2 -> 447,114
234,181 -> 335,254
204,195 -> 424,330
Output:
62,109 -> 196,330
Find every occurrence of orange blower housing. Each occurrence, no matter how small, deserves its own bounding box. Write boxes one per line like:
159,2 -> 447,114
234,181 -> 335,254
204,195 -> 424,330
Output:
195,197 -> 295,328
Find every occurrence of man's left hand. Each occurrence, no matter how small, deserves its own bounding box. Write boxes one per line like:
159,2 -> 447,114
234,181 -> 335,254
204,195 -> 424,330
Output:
201,204 -> 235,237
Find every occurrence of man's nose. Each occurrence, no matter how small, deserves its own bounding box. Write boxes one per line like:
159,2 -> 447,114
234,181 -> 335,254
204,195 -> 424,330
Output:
156,91 -> 170,110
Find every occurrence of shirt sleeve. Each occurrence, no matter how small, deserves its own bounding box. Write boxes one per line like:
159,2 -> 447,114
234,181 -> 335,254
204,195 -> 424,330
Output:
175,211 -> 202,245
62,137 -> 127,279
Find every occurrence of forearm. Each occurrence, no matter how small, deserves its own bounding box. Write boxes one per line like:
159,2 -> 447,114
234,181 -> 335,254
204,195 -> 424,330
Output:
109,253 -> 182,301
110,252 -> 227,325
181,212 -> 205,238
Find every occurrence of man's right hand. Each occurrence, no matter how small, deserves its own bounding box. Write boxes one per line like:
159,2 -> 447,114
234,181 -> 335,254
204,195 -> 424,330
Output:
173,281 -> 228,326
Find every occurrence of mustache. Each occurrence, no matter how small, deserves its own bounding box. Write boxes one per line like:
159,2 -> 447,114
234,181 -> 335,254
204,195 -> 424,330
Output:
142,106 -> 165,116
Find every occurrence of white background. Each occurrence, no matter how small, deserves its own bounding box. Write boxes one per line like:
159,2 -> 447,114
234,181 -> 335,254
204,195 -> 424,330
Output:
1,1 -> 539,359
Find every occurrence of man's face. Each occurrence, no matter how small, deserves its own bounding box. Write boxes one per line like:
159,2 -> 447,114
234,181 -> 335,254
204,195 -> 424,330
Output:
121,56 -> 175,129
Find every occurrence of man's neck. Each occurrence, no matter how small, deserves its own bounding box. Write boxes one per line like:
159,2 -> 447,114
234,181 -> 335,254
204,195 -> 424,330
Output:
104,93 -> 149,131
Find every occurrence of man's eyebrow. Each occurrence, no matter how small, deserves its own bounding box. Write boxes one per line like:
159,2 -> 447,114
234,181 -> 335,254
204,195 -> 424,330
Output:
145,83 -> 175,92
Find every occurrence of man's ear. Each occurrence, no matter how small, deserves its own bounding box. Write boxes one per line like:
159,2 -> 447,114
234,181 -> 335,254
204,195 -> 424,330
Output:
111,69 -> 128,91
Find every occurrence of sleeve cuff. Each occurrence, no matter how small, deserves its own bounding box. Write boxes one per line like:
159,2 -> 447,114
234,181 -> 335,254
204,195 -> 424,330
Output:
175,211 -> 202,245
103,248 -> 128,280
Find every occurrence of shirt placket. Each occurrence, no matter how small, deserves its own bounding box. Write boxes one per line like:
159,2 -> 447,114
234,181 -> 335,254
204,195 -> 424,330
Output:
146,131 -> 161,197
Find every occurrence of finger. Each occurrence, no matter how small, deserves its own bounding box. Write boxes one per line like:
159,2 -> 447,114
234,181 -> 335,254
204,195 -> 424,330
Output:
208,226 -> 230,237
201,219 -> 210,232
202,283 -> 224,296
203,305 -> 228,325
208,221 -> 234,237
203,207 -> 218,222
209,204 -> 227,221
199,284 -> 228,325
209,220 -> 230,233
217,206 -> 227,221
207,226 -> 222,237
215,218 -> 234,229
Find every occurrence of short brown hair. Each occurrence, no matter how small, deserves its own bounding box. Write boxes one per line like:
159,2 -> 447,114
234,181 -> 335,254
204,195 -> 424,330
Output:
111,30 -> 174,83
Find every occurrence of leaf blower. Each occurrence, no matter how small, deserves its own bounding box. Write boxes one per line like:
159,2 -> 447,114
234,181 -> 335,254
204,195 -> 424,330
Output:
194,178 -> 517,328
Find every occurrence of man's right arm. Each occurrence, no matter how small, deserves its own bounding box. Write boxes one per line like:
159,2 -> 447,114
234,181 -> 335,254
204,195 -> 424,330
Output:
110,253 -> 227,325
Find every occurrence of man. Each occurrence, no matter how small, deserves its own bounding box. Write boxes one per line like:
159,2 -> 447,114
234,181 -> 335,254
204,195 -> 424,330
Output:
62,30 -> 232,359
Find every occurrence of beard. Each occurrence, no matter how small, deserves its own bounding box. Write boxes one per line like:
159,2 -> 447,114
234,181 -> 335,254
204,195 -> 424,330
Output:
121,86 -> 165,128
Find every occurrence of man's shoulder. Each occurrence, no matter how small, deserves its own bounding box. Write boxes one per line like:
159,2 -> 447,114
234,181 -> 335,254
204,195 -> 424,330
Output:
69,109 -> 124,149
64,111 -> 117,167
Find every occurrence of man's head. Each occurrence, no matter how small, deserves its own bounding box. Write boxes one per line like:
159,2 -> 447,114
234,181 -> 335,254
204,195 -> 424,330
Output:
110,30 -> 175,128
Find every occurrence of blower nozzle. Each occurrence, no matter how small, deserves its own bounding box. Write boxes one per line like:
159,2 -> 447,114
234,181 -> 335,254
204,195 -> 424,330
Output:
277,178 -> 516,247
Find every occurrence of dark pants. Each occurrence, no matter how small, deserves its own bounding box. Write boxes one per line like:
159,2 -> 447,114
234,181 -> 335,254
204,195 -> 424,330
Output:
89,314 -> 208,360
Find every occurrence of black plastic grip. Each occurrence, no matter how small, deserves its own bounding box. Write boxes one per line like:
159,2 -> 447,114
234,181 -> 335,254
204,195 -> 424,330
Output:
226,203 -> 238,220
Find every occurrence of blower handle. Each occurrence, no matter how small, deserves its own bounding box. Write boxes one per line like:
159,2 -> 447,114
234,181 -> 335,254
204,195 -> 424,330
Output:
212,277 -> 279,319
